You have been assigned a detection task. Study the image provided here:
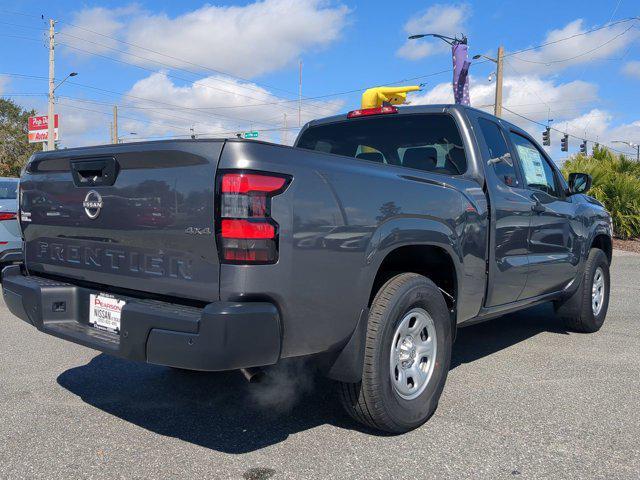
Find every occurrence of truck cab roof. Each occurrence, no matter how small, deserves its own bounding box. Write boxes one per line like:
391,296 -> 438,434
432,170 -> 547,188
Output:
305,104 -> 521,132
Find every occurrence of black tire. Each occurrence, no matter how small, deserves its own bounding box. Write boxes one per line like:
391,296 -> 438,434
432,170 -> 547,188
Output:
554,248 -> 610,333
339,273 -> 452,433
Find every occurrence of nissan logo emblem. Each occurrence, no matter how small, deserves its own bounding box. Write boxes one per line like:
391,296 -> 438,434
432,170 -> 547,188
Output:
83,190 -> 103,219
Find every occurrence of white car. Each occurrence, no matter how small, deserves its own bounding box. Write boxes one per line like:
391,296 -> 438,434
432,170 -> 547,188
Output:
0,178 -> 22,267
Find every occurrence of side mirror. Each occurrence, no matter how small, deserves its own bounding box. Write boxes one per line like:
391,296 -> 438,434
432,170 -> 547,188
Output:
568,172 -> 592,195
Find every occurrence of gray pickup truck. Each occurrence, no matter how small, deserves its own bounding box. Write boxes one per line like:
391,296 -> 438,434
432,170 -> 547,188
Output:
3,104 -> 612,433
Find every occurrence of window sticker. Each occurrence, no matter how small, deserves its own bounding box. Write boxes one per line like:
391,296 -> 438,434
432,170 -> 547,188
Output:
517,145 -> 547,185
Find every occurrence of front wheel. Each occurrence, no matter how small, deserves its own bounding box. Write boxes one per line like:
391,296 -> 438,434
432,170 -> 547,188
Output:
339,273 -> 452,433
555,248 -> 610,333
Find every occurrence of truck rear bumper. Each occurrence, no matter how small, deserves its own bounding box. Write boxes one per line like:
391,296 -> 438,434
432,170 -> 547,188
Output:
1,265 -> 281,371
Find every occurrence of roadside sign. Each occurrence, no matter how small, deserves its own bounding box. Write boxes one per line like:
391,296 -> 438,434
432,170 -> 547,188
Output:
243,131 -> 259,139
28,115 -> 59,143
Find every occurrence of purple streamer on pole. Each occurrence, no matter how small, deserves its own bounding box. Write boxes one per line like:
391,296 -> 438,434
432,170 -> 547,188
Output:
452,42 -> 471,105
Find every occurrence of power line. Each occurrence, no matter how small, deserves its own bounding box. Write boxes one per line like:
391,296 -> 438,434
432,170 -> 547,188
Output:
0,19 -> 46,31
56,101 -> 195,133
502,17 -> 639,60
510,23 -> 637,65
56,31 -> 334,117
56,42 -> 292,127
501,105 -> 632,157
0,72 -> 48,80
55,18 -> 302,99
122,125 -> 304,143
503,58 -> 552,114
0,11 -> 333,114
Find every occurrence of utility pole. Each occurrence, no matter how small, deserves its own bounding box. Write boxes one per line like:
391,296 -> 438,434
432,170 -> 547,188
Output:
47,19 -> 55,151
298,60 -> 302,127
282,113 -> 288,145
472,45 -> 504,116
494,45 -> 504,117
112,105 -> 118,144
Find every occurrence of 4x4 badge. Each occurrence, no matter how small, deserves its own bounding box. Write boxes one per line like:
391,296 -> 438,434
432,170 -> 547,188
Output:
83,190 -> 103,219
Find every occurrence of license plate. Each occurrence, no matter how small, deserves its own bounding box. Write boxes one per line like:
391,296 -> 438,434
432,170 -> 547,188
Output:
89,293 -> 126,335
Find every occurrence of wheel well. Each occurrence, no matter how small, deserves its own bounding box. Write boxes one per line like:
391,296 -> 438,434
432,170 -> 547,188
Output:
591,234 -> 612,264
370,245 -> 457,310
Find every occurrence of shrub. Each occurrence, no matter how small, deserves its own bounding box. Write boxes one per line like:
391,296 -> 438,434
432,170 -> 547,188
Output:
562,146 -> 640,239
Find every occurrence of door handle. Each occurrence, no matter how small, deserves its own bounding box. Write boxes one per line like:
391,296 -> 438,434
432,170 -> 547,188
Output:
71,157 -> 118,187
531,202 -> 546,214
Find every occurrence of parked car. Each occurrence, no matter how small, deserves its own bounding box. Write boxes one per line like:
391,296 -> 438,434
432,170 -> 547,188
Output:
0,177 -> 22,268
2,104 -> 612,433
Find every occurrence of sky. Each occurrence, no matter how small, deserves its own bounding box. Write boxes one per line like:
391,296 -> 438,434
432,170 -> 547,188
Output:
0,0 -> 638,162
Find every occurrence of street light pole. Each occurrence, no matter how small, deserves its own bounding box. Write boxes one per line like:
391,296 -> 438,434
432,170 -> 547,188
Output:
473,46 -> 504,117
494,46 -> 504,117
407,33 -> 470,106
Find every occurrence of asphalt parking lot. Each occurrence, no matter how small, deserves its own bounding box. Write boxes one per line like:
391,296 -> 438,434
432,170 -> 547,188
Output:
1,250 -> 639,480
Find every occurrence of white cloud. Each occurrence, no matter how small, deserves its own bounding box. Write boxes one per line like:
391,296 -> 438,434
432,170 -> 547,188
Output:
561,110 -> 640,158
622,60 -> 640,78
59,6 -> 138,55
397,4 -> 470,61
62,0 -> 350,78
103,72 -> 343,143
408,75 -> 629,154
506,19 -> 640,75
408,77 -> 640,159
411,75 -> 599,122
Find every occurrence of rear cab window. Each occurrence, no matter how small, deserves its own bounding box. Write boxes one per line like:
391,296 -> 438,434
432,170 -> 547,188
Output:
296,113 -> 467,176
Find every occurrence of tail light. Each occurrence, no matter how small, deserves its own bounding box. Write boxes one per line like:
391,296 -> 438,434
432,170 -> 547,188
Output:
347,105 -> 398,118
217,171 -> 290,264
0,213 -> 17,221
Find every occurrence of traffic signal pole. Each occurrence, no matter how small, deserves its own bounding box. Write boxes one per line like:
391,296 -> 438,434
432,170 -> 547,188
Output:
47,19 -> 55,152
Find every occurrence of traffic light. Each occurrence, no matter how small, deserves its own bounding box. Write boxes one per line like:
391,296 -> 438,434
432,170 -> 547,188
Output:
542,127 -> 550,146
561,134 -> 569,152
580,140 -> 587,154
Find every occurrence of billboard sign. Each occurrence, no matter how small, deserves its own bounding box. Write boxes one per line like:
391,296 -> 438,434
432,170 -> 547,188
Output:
28,115 -> 59,143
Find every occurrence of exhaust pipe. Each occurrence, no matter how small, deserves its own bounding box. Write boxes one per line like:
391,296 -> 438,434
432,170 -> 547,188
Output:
240,367 -> 264,383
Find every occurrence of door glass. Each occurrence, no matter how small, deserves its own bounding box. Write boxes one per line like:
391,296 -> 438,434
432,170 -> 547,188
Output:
478,118 -> 518,187
510,132 -> 559,197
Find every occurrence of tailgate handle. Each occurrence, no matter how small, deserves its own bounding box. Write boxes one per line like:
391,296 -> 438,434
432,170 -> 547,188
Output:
71,157 -> 119,187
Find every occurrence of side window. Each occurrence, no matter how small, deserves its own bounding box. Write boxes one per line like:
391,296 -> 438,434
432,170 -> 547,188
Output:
478,118 -> 518,187
509,132 -> 559,197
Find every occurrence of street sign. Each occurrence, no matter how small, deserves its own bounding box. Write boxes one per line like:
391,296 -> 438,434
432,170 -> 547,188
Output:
28,115 -> 59,143
243,131 -> 259,139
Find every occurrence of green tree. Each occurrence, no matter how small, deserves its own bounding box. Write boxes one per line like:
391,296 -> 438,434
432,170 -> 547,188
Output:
562,145 -> 640,239
0,98 -> 42,177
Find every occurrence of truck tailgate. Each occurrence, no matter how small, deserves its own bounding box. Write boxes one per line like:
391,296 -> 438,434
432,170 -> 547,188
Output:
20,140 -> 223,303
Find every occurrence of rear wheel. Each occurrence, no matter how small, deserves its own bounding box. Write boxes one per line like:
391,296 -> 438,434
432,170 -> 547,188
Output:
339,273 -> 452,433
555,248 -> 610,333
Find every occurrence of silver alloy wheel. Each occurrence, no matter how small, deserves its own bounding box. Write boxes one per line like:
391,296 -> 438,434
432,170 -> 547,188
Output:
389,308 -> 437,400
592,266 -> 606,316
